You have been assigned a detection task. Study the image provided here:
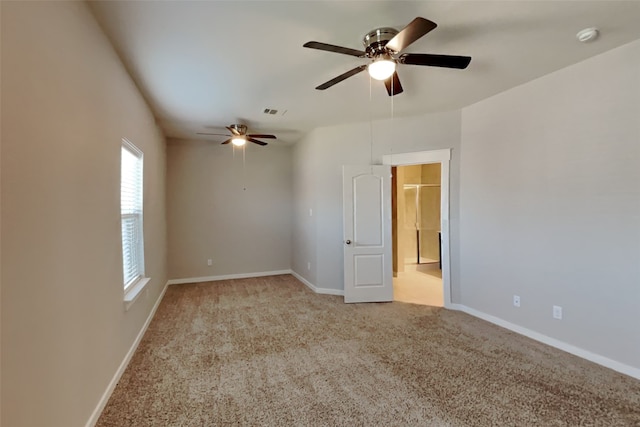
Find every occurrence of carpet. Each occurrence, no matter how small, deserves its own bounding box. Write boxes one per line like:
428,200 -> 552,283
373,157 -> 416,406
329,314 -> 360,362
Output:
96,275 -> 640,426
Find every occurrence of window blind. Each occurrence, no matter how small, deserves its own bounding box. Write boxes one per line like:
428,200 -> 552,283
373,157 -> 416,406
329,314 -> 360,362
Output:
121,141 -> 144,289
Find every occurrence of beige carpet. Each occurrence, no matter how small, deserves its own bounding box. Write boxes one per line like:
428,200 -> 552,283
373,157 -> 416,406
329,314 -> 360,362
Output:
97,275 -> 640,426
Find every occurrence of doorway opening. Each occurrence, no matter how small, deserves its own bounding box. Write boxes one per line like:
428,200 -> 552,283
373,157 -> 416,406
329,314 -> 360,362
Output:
383,149 -> 452,308
392,164 -> 443,306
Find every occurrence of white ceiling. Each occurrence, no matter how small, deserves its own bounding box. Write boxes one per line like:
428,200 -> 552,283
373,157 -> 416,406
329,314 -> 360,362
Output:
89,1 -> 640,144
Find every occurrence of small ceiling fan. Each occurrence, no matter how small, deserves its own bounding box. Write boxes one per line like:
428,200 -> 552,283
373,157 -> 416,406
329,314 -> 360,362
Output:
197,124 -> 276,146
303,17 -> 472,96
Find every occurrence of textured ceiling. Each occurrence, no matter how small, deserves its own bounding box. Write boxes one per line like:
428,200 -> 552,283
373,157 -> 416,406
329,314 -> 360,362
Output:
89,1 -> 640,144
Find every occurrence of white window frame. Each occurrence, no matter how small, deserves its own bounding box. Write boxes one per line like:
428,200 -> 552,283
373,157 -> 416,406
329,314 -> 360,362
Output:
121,139 -> 149,308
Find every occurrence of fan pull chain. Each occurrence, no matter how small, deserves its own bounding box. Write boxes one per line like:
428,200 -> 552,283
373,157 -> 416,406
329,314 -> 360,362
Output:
232,144 -> 237,186
391,78 -> 394,119
390,76 -> 394,166
369,74 -> 374,173
242,144 -> 246,191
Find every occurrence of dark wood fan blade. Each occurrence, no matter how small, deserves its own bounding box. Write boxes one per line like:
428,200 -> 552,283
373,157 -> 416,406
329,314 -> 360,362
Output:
226,126 -> 240,136
386,17 -> 437,53
316,65 -> 367,90
247,134 -> 276,139
221,138 -> 232,145
399,53 -> 471,69
197,133 -> 230,136
303,41 -> 366,57
384,71 -> 404,96
248,138 -> 268,146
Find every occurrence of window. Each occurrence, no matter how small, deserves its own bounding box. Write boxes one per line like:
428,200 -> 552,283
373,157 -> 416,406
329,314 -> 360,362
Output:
121,139 -> 145,291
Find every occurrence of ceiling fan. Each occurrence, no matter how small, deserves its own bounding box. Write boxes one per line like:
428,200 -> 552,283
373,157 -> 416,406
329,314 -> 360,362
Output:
303,17 -> 472,96
197,124 -> 276,146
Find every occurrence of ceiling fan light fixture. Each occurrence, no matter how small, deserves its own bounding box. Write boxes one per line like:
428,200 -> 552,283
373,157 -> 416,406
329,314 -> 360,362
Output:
231,136 -> 246,147
368,55 -> 396,81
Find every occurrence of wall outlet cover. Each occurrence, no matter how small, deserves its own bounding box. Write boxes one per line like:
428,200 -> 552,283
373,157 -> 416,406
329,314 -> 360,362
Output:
553,305 -> 563,320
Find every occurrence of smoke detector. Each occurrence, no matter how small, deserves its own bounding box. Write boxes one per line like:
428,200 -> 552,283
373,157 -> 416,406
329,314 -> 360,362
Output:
576,28 -> 599,43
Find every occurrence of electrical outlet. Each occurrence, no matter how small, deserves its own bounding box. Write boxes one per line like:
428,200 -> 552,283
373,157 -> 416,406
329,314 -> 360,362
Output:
513,295 -> 520,307
553,305 -> 563,320
207,259 -> 212,266
307,262 -> 311,270
309,208 -> 313,217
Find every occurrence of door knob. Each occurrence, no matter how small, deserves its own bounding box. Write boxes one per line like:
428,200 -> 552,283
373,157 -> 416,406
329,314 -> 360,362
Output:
345,240 -> 352,245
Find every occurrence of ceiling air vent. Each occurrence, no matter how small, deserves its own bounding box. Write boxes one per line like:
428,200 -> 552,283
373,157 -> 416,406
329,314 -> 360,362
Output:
262,108 -> 287,117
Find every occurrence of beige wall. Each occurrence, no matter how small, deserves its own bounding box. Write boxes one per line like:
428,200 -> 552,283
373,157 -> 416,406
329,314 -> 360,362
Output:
166,140 -> 292,279
0,1 -> 3,423
460,39 -> 640,371
1,2 -> 167,426
421,163 -> 441,185
291,111 -> 462,294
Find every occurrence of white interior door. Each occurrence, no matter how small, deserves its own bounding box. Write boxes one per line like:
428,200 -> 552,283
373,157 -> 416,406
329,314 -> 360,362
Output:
343,165 -> 393,303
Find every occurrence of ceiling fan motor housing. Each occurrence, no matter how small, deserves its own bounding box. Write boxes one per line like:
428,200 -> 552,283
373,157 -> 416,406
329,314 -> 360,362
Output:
230,124 -> 248,135
363,27 -> 399,56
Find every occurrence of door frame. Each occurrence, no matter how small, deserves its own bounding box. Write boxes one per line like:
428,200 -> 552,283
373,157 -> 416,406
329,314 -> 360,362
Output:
382,149 -> 452,308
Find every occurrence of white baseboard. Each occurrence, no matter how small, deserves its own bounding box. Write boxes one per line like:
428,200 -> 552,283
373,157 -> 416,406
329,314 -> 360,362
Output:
450,303 -> 640,381
167,270 -> 292,285
290,271 -> 344,296
85,281 -> 169,427
167,269 -> 344,296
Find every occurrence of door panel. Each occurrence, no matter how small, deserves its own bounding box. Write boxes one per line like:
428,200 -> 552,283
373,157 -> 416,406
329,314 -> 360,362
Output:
354,174 -> 383,246
354,254 -> 384,287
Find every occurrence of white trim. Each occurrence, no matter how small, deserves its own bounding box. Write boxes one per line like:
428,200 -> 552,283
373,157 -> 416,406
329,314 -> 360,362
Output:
167,270 -> 292,285
382,148 -> 450,166
123,277 -> 151,311
450,304 -> 640,381
316,288 -> 344,296
122,137 -> 143,158
291,271 -> 344,296
86,281 -> 169,427
383,148 -> 453,309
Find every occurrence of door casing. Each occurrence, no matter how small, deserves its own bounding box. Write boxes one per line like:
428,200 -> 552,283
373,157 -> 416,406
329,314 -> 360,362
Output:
382,149 -> 452,308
